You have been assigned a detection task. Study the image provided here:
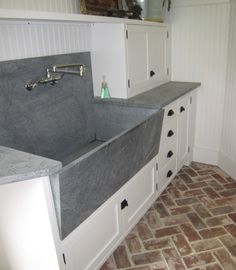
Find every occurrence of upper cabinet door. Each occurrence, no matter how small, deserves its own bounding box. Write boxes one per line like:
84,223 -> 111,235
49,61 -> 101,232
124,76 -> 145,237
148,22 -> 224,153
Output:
148,27 -> 168,85
126,25 -> 149,97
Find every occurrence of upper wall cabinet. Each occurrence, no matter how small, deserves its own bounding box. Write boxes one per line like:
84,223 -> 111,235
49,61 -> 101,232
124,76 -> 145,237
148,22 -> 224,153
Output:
91,23 -> 170,99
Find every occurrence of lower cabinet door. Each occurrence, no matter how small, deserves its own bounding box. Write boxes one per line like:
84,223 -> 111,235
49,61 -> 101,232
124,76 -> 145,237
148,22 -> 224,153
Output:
158,157 -> 177,193
62,193 -> 122,270
121,157 -> 157,232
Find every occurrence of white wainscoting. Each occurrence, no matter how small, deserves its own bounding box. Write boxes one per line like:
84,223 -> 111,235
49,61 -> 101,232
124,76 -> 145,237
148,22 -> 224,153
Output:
0,0 -> 79,13
0,20 -> 91,61
219,0 -> 236,179
166,0 -> 230,165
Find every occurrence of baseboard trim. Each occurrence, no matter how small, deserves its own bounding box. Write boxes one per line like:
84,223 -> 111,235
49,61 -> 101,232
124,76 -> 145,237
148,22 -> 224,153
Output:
219,151 -> 236,180
193,146 -> 219,165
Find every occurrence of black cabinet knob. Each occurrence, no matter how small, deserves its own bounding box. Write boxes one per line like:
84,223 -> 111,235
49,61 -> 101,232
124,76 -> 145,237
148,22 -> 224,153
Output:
167,109 -> 174,116
150,70 -> 155,77
180,106 -> 185,113
167,170 -> 173,178
167,150 -> 174,158
167,130 -> 174,137
121,199 -> 128,210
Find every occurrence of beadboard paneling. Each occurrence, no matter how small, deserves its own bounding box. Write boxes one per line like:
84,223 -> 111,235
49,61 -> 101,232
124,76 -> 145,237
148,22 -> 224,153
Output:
0,21 -> 91,61
166,0 -> 230,164
219,0 -> 236,178
0,0 -> 79,13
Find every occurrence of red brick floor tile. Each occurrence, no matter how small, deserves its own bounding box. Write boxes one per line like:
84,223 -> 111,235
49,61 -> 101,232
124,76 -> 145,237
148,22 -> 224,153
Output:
154,203 -> 169,218
191,239 -> 222,252
183,252 -> 215,268
126,233 -> 142,254
155,226 -> 180,238
214,249 -> 236,270
180,223 -> 201,242
183,167 -> 198,177
224,224 -> 236,238
137,222 -> 153,240
205,215 -> 232,227
150,262 -> 167,270
179,173 -> 194,184
198,196 -> 216,208
192,204 -> 212,219
162,248 -> 186,270
198,170 -> 216,176
162,215 -> 188,227
132,251 -> 162,265
128,267 -> 151,270
145,210 -> 162,229
211,173 -> 228,184
219,234 -> 236,257
143,238 -> 171,250
199,227 -> 227,239
205,264 -> 223,270
203,187 -> 220,199
173,178 -> 188,192
219,188 -> 236,197
207,180 -> 224,191
228,213 -> 236,223
100,256 -> 117,270
215,197 -> 236,206
184,189 -> 205,197
170,206 -> 192,216
187,212 -> 206,230
172,234 -> 192,256
167,187 -> 182,199
160,194 -> 176,208
187,182 -> 208,189
210,205 -> 235,216
223,182 -> 236,189
113,245 -> 131,268
176,197 -> 200,206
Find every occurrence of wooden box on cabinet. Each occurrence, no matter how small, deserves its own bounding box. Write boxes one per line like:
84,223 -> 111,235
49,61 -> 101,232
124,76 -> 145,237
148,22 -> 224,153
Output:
91,23 -> 170,98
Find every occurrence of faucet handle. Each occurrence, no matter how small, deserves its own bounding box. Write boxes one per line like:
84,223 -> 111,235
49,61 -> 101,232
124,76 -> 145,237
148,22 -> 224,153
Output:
25,81 -> 38,91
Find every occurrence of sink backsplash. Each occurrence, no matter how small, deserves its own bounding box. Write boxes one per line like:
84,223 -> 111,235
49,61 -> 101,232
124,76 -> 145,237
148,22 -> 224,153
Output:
0,52 -> 95,161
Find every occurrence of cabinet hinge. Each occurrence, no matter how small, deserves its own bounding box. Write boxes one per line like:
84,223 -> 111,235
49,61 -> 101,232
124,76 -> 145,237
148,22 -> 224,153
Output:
190,96 -> 192,104
167,31 -> 169,39
156,183 -> 158,191
62,253 -> 66,265
126,30 -> 128,39
128,79 -> 130,88
188,146 -> 190,153
156,163 -> 158,171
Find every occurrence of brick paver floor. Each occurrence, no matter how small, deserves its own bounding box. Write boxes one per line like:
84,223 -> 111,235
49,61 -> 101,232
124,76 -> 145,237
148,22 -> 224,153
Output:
100,162 -> 236,270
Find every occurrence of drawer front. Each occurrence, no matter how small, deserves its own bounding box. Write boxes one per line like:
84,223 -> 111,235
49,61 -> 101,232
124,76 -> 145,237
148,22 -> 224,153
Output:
160,117 -> 177,146
163,101 -> 178,122
159,140 -> 177,169
158,157 -> 177,193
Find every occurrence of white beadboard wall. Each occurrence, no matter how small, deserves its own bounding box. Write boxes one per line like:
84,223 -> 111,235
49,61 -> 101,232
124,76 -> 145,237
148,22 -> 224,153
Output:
0,20 -> 91,61
0,0 -> 79,13
166,0 -> 230,165
219,0 -> 236,179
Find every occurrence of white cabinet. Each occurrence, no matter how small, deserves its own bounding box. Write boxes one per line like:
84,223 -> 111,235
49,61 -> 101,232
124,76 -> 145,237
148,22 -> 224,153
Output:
91,23 -> 170,99
62,156 -> 157,270
121,157 -> 157,232
158,91 -> 197,193
177,94 -> 190,170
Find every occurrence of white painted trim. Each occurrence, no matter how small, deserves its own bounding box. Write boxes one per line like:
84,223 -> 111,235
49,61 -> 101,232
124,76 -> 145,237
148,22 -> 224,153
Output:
0,9 -> 168,26
173,0 -> 230,8
193,146 -> 219,165
219,151 -> 236,180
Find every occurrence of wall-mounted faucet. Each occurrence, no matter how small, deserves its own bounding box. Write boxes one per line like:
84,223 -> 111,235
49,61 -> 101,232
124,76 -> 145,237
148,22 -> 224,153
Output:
25,63 -> 86,91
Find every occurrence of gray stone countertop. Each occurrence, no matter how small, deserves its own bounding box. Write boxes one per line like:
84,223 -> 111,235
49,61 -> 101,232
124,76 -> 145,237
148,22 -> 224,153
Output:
94,81 -> 201,108
0,146 -> 62,185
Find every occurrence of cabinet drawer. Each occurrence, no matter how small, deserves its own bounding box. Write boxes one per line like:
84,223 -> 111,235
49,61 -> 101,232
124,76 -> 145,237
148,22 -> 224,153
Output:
160,117 -> 177,146
159,140 -> 177,169
163,101 -> 178,122
158,157 -> 177,193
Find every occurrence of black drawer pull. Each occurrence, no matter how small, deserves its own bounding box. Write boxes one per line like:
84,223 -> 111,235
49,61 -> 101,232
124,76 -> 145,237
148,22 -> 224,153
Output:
167,150 -> 174,158
180,106 -> 185,113
167,109 -> 174,116
150,70 -> 155,77
167,170 -> 173,178
121,199 -> 128,210
167,130 -> 174,137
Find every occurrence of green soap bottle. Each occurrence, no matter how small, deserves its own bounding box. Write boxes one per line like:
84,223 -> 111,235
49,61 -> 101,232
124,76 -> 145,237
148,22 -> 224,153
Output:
100,76 -> 110,99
